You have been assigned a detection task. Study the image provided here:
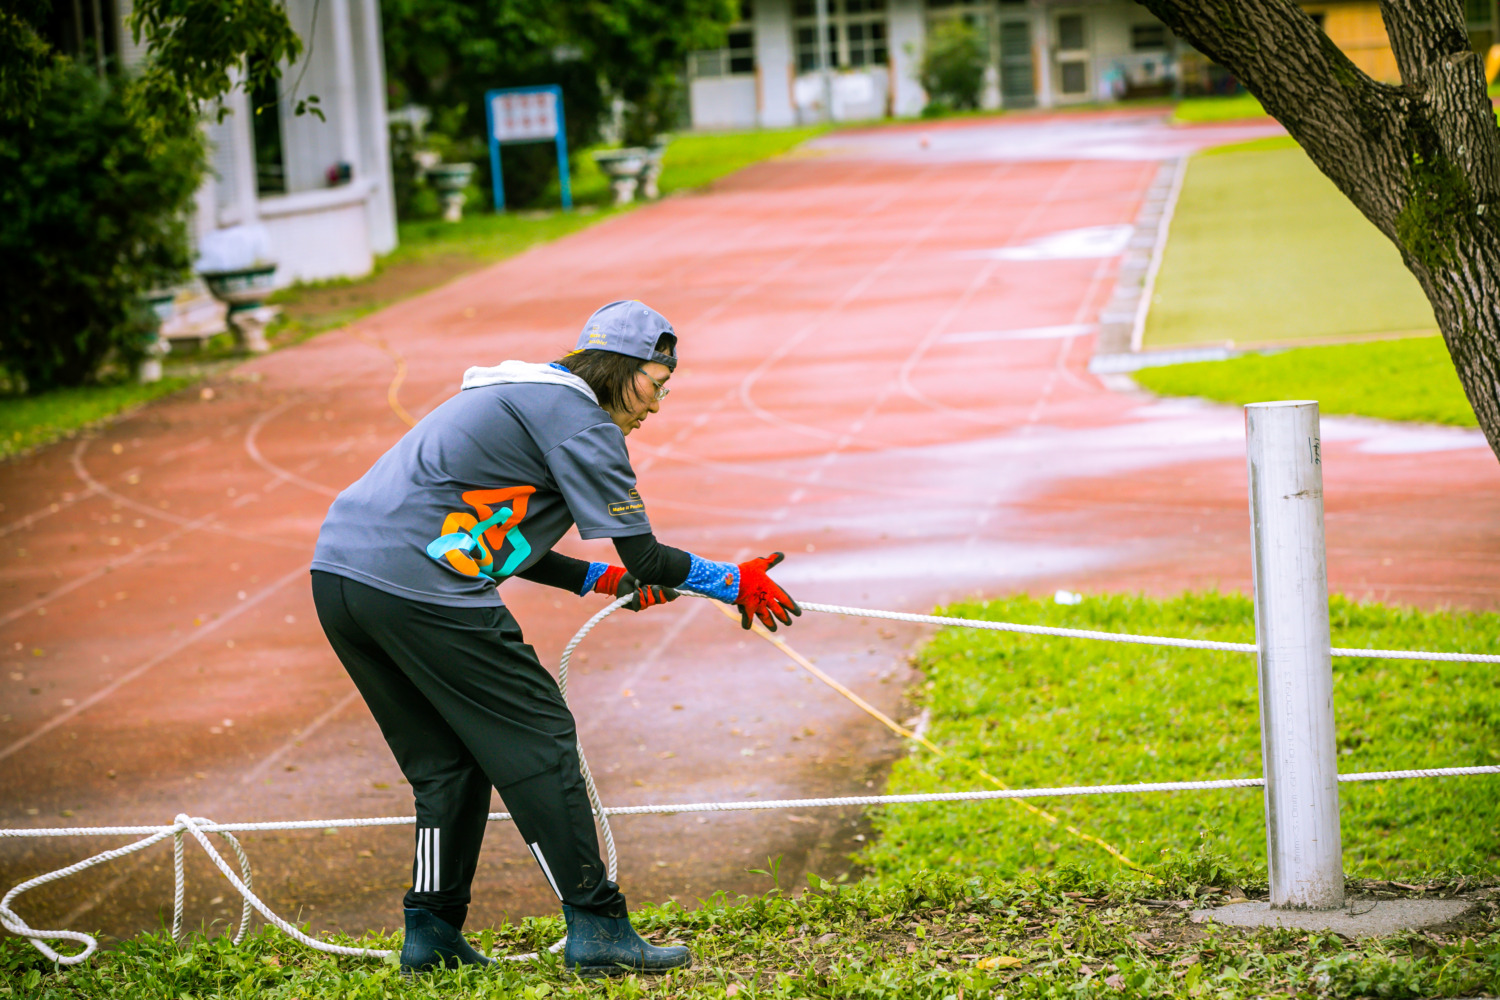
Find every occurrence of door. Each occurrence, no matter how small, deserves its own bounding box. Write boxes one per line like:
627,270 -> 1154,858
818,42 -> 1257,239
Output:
1054,12 -> 1090,100
998,19 -> 1036,107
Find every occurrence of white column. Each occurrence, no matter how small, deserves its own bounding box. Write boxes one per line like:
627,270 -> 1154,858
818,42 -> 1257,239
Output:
755,0 -> 796,128
1034,4 -> 1054,109
224,77 -> 260,225
356,0 -> 397,252
814,0 -> 833,120
328,0 -> 362,170
1245,401 -> 1344,911
887,0 -> 927,117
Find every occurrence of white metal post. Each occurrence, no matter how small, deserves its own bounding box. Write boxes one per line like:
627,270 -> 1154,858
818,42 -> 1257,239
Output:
815,0 -> 834,121
1245,401 -> 1344,910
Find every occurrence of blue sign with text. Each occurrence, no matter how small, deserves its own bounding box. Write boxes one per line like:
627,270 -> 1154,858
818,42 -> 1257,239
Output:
484,85 -> 572,212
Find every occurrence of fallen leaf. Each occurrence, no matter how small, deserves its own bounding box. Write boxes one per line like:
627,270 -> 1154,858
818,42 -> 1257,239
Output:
976,955 -> 1023,969
726,984 -> 742,997
1105,973 -> 1126,990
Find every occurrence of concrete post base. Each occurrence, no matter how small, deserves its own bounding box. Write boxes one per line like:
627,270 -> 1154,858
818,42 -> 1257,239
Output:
1192,899 -> 1477,937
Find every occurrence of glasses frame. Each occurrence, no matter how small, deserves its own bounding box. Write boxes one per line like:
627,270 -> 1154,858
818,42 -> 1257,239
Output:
636,367 -> 671,401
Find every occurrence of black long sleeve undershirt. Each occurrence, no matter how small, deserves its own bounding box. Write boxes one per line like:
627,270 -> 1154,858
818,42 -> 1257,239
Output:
512,532 -> 692,594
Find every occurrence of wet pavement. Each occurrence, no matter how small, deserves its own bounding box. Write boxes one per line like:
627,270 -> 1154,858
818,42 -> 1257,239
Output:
2,109 -> 1497,948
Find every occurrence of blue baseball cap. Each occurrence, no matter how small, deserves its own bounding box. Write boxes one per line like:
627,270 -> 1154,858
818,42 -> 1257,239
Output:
574,300 -> 677,371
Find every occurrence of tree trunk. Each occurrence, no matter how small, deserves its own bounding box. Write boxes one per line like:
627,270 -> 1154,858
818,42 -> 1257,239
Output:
1136,0 -> 1500,460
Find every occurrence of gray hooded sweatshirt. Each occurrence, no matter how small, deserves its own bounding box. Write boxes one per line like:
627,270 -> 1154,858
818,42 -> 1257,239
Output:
311,362 -> 652,607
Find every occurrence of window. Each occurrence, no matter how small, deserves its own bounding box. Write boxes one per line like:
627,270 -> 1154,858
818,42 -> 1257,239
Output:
1059,60 -> 1087,94
249,75 -> 286,196
1057,13 -> 1085,52
793,0 -> 889,72
1131,24 -> 1167,51
690,27 -> 756,77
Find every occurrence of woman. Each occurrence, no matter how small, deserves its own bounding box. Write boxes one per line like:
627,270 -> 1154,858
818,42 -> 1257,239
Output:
311,300 -> 799,977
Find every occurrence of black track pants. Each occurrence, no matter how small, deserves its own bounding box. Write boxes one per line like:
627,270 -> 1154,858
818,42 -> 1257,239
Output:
311,571 -> 626,929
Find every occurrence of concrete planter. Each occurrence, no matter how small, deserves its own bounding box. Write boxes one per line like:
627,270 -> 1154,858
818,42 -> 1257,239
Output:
137,290 -> 175,383
592,148 -> 649,205
427,162 -> 476,222
592,140 -> 670,205
200,263 -> 279,354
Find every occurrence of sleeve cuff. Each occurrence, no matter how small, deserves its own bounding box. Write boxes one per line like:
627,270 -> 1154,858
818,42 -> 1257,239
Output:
683,553 -> 739,603
580,561 -> 609,596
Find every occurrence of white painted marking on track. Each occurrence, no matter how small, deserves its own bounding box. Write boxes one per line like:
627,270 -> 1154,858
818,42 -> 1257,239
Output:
0,483 -> 102,538
0,511 -> 218,629
940,324 -> 1095,344
961,224 -> 1133,261
0,563 -> 310,763
70,438 -> 306,550
238,690 -> 364,786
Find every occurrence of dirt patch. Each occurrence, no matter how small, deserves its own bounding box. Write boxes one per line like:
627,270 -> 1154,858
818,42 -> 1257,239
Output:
274,252 -> 484,333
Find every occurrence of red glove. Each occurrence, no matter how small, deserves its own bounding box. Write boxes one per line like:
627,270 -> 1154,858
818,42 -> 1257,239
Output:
736,552 -> 801,631
593,565 -> 678,611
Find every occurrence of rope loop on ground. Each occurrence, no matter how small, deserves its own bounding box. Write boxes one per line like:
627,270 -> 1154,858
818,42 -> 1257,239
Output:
2,592 -> 1495,966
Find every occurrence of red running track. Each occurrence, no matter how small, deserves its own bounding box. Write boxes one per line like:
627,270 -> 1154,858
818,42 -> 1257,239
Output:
2,110 -> 1497,946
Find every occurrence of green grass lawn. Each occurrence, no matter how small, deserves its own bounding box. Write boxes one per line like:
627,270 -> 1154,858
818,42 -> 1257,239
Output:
1171,92 -> 1268,123
8,867 -> 1495,999
5,591 -> 1496,998
863,592 -> 1499,885
553,126 -> 831,205
0,377 -> 192,460
1133,335 -> 1478,427
2,126 -> 828,462
1143,141 -> 1437,350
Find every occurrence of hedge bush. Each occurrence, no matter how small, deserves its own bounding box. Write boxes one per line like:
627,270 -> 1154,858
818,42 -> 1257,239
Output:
0,60 -> 203,393
919,19 -> 988,114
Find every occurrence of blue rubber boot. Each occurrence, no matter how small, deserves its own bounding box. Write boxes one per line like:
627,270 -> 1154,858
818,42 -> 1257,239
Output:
400,908 -> 493,975
562,904 -> 692,978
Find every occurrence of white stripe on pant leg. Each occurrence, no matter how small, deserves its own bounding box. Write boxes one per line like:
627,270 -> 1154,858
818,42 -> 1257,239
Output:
432,828 -> 440,892
415,828 -> 428,893
529,842 -> 563,901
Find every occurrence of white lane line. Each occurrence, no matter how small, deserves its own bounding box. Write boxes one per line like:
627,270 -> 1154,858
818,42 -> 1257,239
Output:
0,484 -> 102,539
242,369 -> 379,499
940,324 -> 1096,344
895,162 -> 1087,423
0,563 -> 310,763
736,162 -> 1003,446
237,689 -> 364,786
0,511 -> 218,629
69,439 -> 306,551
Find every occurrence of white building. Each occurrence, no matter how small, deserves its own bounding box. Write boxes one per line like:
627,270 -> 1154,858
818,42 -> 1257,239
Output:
102,0 -> 398,285
688,0 -> 1179,128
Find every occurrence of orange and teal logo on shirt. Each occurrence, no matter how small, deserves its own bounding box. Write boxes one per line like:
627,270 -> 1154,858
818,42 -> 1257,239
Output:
426,486 -> 537,580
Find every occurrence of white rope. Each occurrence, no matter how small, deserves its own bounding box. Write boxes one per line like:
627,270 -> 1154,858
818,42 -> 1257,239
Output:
7,765 -> 1496,843
796,601 -> 1500,663
2,592 -> 1495,966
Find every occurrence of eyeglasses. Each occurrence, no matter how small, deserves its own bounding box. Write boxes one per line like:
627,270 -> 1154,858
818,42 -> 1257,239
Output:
637,368 -> 670,401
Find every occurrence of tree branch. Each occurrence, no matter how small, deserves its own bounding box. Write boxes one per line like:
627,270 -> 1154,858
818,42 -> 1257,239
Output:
1379,0 -> 1500,208
1136,0 -> 1412,236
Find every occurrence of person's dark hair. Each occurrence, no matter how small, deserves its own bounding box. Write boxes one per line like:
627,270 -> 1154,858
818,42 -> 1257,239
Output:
555,334 -> 675,413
